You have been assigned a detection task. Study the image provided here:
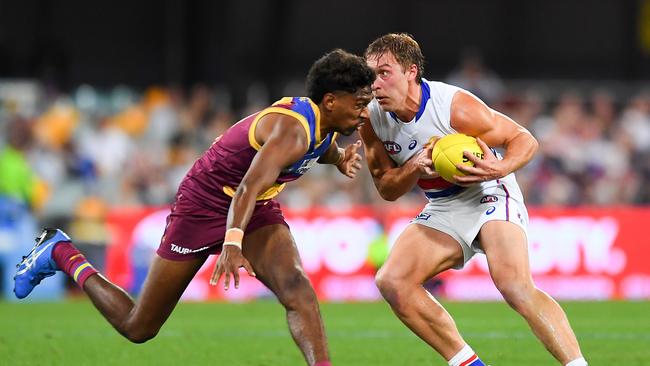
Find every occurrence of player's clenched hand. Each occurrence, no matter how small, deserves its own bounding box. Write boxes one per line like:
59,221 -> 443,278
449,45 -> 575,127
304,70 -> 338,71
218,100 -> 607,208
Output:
454,137 -> 503,184
209,246 -> 256,290
336,140 -> 363,178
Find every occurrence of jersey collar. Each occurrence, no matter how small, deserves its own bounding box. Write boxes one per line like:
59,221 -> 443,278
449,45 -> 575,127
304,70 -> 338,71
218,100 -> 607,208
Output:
389,81 -> 430,123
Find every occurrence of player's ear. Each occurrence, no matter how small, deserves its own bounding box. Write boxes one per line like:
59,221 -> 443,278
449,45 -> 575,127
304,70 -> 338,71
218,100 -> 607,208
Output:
407,64 -> 418,81
322,93 -> 336,112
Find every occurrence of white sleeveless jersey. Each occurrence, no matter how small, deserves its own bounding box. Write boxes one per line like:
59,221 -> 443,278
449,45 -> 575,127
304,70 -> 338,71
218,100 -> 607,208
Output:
368,79 -> 522,202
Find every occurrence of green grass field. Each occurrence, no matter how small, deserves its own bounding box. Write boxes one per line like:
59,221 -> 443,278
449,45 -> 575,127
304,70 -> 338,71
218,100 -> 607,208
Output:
1,300 -> 648,365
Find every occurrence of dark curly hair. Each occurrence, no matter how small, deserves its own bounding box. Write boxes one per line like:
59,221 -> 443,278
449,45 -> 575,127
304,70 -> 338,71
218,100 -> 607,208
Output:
365,33 -> 425,84
306,49 -> 375,103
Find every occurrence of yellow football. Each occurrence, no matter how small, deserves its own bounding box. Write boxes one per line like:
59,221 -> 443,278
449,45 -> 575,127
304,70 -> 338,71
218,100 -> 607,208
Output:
431,134 -> 484,183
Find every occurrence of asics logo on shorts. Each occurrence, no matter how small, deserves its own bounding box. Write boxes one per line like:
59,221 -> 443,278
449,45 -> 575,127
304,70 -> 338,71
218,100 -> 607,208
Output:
170,244 -> 210,255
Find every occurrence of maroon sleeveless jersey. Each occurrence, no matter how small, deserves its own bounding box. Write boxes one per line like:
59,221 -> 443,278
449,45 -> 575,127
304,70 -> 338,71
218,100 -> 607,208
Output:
157,97 -> 336,260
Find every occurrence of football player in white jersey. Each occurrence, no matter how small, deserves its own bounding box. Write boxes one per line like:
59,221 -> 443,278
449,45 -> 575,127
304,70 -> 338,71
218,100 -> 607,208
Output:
360,33 -> 587,366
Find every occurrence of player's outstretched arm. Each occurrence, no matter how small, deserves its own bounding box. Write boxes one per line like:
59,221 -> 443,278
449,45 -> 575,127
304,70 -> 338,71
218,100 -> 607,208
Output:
450,91 -> 538,185
210,114 -> 309,290
358,123 -> 431,201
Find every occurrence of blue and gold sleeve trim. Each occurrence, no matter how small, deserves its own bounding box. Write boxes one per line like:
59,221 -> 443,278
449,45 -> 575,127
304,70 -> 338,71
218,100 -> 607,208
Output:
247,98 -> 312,151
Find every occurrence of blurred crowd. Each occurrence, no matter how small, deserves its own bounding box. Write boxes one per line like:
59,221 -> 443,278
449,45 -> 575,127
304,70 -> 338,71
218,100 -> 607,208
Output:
0,68 -> 649,231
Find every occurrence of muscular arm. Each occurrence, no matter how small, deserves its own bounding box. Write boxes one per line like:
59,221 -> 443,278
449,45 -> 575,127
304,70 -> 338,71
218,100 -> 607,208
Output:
318,141 -> 344,165
211,114 -> 309,290
227,114 -> 309,231
450,91 -> 538,178
358,122 -> 422,201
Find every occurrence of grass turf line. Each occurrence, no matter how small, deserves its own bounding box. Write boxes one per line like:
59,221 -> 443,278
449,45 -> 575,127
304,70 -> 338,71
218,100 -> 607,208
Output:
1,300 -> 648,365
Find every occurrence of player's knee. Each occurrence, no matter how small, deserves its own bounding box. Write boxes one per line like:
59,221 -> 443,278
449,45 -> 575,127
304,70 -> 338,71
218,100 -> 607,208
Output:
122,322 -> 160,344
375,270 -> 402,304
495,280 -> 535,314
125,329 -> 158,344
275,270 -> 317,309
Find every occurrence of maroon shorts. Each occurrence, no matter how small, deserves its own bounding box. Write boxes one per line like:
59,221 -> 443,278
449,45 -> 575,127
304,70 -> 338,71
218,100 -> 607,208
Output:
156,191 -> 288,261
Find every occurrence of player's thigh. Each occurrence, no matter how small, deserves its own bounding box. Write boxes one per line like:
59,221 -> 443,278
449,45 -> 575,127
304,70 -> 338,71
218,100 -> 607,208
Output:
242,224 -> 307,292
130,254 -> 207,328
380,223 -> 464,284
479,220 -> 532,287
243,224 -> 313,300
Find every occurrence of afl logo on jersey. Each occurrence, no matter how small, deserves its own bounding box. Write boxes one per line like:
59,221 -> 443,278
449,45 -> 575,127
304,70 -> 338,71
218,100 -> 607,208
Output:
480,195 -> 498,204
383,141 -> 402,154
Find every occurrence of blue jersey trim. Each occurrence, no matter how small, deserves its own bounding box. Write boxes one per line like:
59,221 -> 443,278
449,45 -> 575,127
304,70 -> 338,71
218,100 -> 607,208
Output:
281,97 -> 334,177
424,185 -> 466,199
389,81 -> 431,123
291,97 -> 318,151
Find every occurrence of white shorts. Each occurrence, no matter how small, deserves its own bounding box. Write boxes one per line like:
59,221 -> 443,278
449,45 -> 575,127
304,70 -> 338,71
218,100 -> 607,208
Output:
412,176 -> 529,269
